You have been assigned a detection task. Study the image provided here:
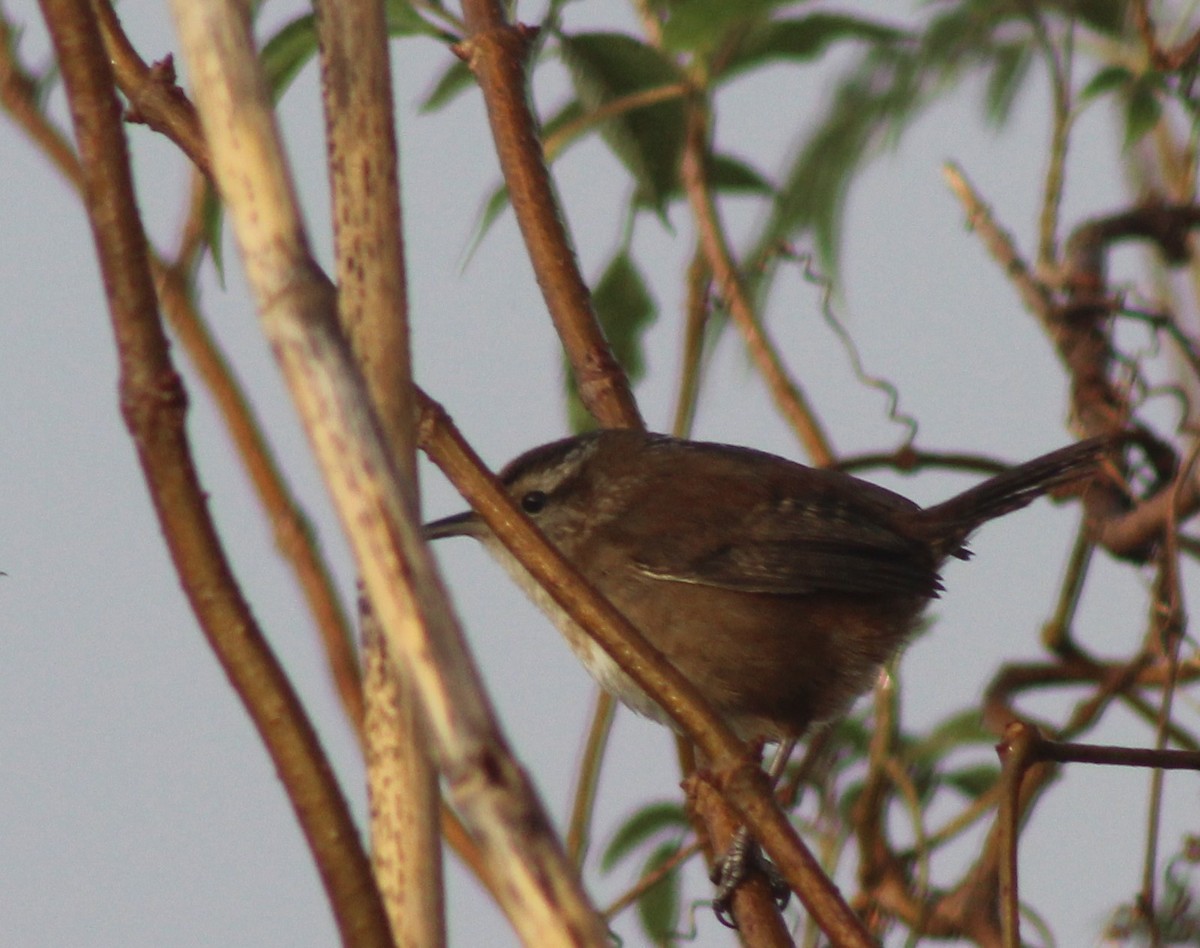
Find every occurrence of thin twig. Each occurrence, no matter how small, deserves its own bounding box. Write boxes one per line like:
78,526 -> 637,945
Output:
996,723 -> 1037,948
681,103 -> 835,466
565,690 -> 616,869
670,245 -> 710,440
90,0 -> 210,174
1025,2 -> 1072,269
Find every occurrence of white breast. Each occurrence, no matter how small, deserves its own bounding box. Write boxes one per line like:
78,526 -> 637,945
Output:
480,538 -> 674,728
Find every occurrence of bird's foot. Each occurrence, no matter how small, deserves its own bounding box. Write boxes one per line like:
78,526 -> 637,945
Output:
709,829 -> 790,928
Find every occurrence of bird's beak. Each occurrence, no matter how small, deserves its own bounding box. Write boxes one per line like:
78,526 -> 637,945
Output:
422,509 -> 482,541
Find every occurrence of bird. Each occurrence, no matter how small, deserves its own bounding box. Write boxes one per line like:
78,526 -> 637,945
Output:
424,429 -> 1107,745
424,429 -> 1107,921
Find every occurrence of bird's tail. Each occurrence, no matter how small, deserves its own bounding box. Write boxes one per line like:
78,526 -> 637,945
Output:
916,436 -> 1111,559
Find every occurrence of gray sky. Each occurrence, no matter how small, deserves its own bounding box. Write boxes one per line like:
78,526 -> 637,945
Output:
2,1 -> 1194,945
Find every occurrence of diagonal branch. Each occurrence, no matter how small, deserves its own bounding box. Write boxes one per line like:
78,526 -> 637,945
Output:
456,0 -> 642,430
35,1 -> 390,943
167,1 -> 608,941
681,103 -> 835,467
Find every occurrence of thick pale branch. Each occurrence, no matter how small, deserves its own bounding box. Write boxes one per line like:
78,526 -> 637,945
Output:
168,2 -> 607,942
312,0 -> 440,940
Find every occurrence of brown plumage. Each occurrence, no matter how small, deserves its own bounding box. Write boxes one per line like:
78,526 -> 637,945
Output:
426,430 -> 1107,741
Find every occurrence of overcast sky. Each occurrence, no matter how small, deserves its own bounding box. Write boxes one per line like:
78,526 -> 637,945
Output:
2,1 -> 1195,945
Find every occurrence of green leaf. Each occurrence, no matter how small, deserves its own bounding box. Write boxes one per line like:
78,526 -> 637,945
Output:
1061,0 -> 1127,36
201,181 -> 226,286
942,764 -> 999,798
260,14 -> 318,101
920,1 -> 1025,67
720,13 -> 905,80
420,58 -> 474,112
383,0 -> 453,38
558,32 -> 687,213
592,253 -> 656,381
661,0 -> 780,54
1079,64 -> 1135,102
637,842 -> 682,944
906,709 -> 992,763
831,715 -> 873,758
462,183 -> 510,266
984,42 -> 1033,125
566,252 -> 657,431
1124,74 -> 1164,148
600,800 -> 688,873
540,100 -> 587,161
708,154 -> 774,194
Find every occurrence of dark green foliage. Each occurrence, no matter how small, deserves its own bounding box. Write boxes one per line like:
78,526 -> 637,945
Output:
382,0 -> 454,39
1123,72 -> 1166,148
201,182 -> 225,285
941,763 -> 1000,798
601,800 -> 691,870
566,252 -> 657,431
420,58 -> 474,113
558,33 -> 688,214
714,13 -> 906,81
660,0 -> 784,55
638,841 -> 684,944
706,154 -> 773,194
984,41 -> 1035,126
601,800 -> 689,944
259,15 -> 318,102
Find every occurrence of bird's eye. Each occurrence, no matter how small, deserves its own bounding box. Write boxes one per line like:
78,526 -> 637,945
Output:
520,490 -> 548,514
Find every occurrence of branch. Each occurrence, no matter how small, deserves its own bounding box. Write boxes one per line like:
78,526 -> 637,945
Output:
681,104 -> 835,466
36,1 -> 390,942
416,395 -> 873,946
456,1 -> 641,429
312,0 -> 440,939
91,0 -> 210,175
0,15 -> 367,747
167,2 -> 607,941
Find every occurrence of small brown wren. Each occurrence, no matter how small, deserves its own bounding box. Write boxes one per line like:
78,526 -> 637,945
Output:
425,430 -> 1106,743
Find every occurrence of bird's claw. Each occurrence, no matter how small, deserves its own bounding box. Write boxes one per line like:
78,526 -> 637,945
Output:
710,839 -> 791,928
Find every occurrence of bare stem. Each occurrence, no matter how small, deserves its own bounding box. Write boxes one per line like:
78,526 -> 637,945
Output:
457,0 -> 642,429
312,0 -> 440,939
36,1 -> 389,942
169,1 -> 607,939
681,104 -> 835,466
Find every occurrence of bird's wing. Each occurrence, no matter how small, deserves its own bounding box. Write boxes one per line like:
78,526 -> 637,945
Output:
629,490 -> 942,597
